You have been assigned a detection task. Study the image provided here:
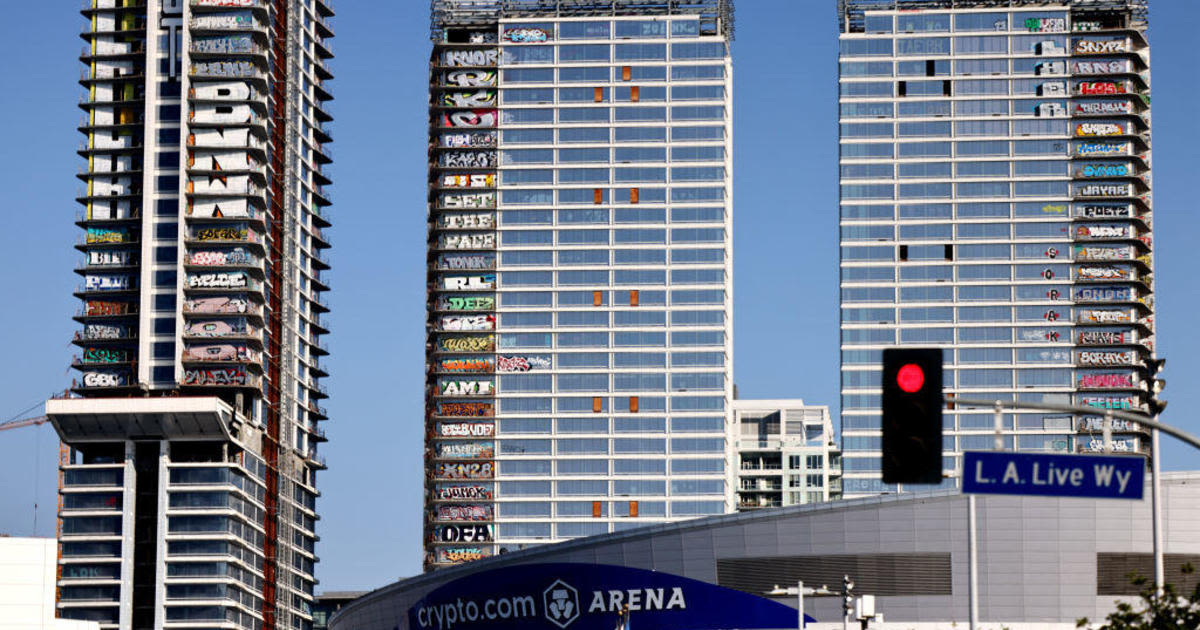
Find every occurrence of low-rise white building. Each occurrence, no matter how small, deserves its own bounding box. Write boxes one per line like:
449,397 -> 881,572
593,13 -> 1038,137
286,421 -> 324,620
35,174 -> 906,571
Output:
0,537 -> 98,630
732,399 -> 842,510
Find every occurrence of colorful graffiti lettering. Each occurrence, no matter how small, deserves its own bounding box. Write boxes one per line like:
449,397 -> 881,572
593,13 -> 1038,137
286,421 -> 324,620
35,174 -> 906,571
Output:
1075,122 -> 1125,137
185,296 -> 250,314
442,230 -> 491,251
439,422 -> 495,438
1075,224 -> 1132,239
438,380 -> 495,396
86,301 -> 131,316
439,150 -> 497,168
439,211 -> 495,227
440,109 -> 497,128
441,275 -> 495,291
438,357 -> 494,373
1024,17 -> 1065,32
1082,439 -> 1137,453
1076,265 -> 1132,281
438,255 -> 495,272
1078,394 -> 1138,410
436,441 -> 495,459
441,49 -> 498,67
1075,182 -> 1131,197
503,27 -> 551,43
1078,309 -> 1134,324
435,484 -> 493,500
1074,38 -> 1128,54
439,131 -> 497,148
436,504 -> 493,521
82,371 -> 128,387
439,193 -> 497,210
188,272 -> 249,288
436,401 -> 493,417
183,344 -> 253,362
434,524 -> 493,543
441,173 -> 495,189
83,348 -> 130,363
1078,350 -> 1138,366
1079,416 -> 1139,432
440,314 -> 495,331
1074,245 -> 1133,261
1077,328 -> 1131,345
82,323 -> 127,339
1076,81 -> 1130,95
1074,141 -> 1130,157
85,275 -> 133,291
495,355 -> 553,373
87,251 -> 133,266
434,461 -> 494,479
1075,203 -> 1133,218
195,226 -> 248,241
439,335 -> 495,352
183,367 -> 248,386
86,227 -> 130,244
189,248 -> 252,266
443,70 -> 497,88
437,295 -> 495,311
1075,286 -> 1135,302
1076,163 -> 1130,178
1073,100 -> 1132,116
185,319 -> 248,337
436,547 -> 492,563
1072,59 -> 1129,75
442,90 -> 496,108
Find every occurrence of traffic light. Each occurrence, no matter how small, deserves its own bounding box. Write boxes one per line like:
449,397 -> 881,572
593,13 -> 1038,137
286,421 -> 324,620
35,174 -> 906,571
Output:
842,575 -> 855,618
882,348 -> 943,484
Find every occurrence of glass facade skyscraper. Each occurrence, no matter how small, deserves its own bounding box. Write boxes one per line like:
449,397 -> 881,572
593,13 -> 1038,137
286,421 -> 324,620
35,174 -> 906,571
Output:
49,1 -> 334,628
426,0 -> 735,569
837,0 -> 1154,497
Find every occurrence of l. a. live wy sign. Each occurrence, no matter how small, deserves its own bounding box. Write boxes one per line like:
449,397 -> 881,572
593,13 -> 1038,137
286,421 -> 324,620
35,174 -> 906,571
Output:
963,451 -> 1144,500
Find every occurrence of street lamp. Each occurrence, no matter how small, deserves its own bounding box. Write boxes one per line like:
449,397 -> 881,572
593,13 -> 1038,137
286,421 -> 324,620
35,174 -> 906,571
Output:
765,581 -> 835,630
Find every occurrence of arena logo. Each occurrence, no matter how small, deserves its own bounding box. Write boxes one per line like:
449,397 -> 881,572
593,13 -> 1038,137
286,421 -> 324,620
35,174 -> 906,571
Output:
415,578 -> 687,630
408,563 -> 797,630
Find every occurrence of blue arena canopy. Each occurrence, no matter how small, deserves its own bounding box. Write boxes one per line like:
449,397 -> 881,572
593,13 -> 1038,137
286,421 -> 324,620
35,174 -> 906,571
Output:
407,563 -> 814,630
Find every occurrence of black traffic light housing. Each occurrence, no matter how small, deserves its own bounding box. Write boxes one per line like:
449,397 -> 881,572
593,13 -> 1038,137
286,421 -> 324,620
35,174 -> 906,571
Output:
882,348 -> 944,484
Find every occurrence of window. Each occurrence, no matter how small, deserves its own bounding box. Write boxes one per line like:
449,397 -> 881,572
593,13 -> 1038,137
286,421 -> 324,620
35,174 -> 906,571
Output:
559,127 -> 610,143
559,66 -> 609,82
615,20 -> 666,38
504,68 -> 555,83
559,21 -> 610,39
558,249 -> 609,265
614,126 -> 666,143
503,88 -> 554,104
559,108 -> 611,123
615,43 -> 666,61
614,106 -> 667,122
502,46 -> 554,64
671,42 -> 725,59
559,44 -> 610,62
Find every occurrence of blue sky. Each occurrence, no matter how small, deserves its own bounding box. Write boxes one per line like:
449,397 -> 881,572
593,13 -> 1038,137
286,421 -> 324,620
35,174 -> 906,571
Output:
0,1 -> 1196,593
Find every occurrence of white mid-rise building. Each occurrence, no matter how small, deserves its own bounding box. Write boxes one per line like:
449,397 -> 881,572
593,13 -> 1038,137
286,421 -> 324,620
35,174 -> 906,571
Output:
732,400 -> 842,510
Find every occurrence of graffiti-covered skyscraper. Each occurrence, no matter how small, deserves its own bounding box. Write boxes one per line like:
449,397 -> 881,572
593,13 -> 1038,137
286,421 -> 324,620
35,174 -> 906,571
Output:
837,0 -> 1155,497
426,0 -> 735,569
49,1 -> 333,628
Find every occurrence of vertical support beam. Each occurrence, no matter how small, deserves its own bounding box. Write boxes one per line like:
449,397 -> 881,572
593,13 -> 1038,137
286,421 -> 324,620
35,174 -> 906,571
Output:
967,494 -> 978,630
262,1 -> 291,628
1151,425 -> 1164,593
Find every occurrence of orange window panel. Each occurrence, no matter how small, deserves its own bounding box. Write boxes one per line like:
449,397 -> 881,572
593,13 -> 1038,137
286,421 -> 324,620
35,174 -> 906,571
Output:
629,396 -> 639,413
593,188 -> 603,204
629,289 -> 639,307
622,66 -> 632,81
629,501 -> 639,517
593,290 -> 603,307
592,397 -> 603,413
630,188 -> 639,204
592,501 -> 603,518
594,87 -> 604,102
631,86 -> 640,102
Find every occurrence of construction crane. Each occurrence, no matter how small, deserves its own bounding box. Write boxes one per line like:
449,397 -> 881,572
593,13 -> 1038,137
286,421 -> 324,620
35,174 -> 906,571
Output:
0,415 -> 49,433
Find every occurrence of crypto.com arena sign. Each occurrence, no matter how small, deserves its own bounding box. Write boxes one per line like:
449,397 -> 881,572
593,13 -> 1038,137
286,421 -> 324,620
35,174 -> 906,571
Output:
409,563 -> 803,630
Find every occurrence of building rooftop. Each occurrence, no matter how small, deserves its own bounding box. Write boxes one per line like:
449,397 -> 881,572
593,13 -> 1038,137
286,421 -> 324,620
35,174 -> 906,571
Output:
838,0 -> 1147,33
430,0 -> 734,41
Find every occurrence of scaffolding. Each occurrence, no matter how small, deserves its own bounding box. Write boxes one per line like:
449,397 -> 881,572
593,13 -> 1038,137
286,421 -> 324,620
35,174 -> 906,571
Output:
430,0 -> 734,41
838,0 -> 1147,33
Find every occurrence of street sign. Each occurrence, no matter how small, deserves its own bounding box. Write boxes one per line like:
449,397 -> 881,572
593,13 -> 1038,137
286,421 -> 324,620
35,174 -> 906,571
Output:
963,451 -> 1144,500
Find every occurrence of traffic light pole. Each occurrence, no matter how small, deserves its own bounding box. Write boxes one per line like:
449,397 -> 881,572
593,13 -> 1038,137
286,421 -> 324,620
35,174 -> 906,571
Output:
951,397 -> 1199,598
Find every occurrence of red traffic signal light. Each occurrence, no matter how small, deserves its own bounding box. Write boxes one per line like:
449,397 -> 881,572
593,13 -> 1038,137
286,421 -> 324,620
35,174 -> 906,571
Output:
882,348 -> 944,485
896,363 -> 925,393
